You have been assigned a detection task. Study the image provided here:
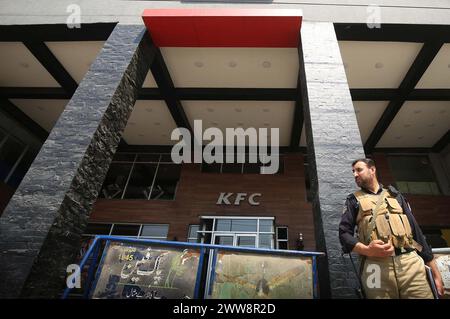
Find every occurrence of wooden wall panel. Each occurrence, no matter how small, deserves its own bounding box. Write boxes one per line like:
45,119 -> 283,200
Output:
373,153 -> 450,227
90,154 -> 316,250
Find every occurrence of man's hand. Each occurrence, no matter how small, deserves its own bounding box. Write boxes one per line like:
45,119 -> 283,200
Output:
427,259 -> 445,298
353,240 -> 394,258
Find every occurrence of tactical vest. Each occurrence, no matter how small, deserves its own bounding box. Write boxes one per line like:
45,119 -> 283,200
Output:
355,189 -> 414,250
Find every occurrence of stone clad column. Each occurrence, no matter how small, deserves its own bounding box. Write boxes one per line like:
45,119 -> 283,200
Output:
299,22 -> 365,298
0,24 -> 154,298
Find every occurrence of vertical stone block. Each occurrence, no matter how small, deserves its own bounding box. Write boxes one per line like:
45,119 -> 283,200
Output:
0,24 -> 155,298
299,22 -> 365,298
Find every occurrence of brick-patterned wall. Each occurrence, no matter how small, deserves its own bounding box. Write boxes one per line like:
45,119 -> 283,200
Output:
372,152 -> 450,227
90,154 -> 316,251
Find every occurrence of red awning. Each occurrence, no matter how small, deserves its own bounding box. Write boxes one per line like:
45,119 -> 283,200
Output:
142,8 -> 302,48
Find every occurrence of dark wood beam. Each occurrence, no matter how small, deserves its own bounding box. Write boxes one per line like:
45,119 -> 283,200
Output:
4,87 -> 450,102
175,88 -> 297,101
150,48 -> 192,132
408,89 -> 450,101
0,23 -> 116,42
372,148 -> 431,154
350,89 -> 398,101
364,41 -> 444,154
432,130 -> 450,153
334,23 -> 450,42
23,41 -> 78,94
117,144 -> 307,154
0,99 -> 48,141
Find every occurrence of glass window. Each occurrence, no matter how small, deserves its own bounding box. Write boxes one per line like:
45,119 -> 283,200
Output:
277,227 -> 288,240
388,156 -> 441,195
84,223 -> 112,235
202,162 -> 222,173
136,154 -> 161,162
276,226 -> 288,250
160,154 -> 174,163
231,219 -> 257,232
187,225 -> 200,243
99,163 -> 132,199
215,219 -> 232,232
222,163 -> 243,173
259,234 -> 273,249
123,163 -> 157,199
259,219 -> 273,233
140,224 -> 169,239
0,136 -> 25,181
150,164 -> 180,200
6,149 -> 36,188
237,236 -> 256,248
111,224 -> 141,236
243,162 -> 263,174
112,153 -> 135,162
214,235 -> 233,246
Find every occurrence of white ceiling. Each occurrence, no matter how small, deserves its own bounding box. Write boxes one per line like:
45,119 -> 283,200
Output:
0,42 -> 60,87
416,43 -> 450,89
123,100 -> 178,145
9,99 -> 67,132
161,47 -> 299,88
182,100 -> 295,146
338,41 -> 423,88
46,41 -> 104,84
353,101 -> 389,143
377,101 -> 450,147
0,40 -> 448,150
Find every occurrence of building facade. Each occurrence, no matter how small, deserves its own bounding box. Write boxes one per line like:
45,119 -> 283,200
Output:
0,1 -> 449,298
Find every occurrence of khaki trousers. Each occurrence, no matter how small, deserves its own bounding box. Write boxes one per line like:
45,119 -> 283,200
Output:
361,251 -> 434,299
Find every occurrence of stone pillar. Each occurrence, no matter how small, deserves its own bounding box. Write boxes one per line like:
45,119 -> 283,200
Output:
0,24 -> 154,298
299,22 -> 365,298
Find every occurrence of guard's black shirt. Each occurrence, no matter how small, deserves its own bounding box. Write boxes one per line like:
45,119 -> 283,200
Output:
338,184 -> 434,263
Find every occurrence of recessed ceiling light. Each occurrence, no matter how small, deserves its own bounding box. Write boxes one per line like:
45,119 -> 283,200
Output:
375,62 -> 384,69
194,61 -> 204,68
414,110 -> 422,114
145,108 -> 152,112
262,61 -> 271,68
207,108 -> 214,112
19,62 -> 29,68
235,108 -> 242,112
228,61 -> 237,68
154,122 -> 160,126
